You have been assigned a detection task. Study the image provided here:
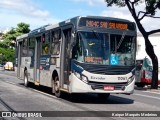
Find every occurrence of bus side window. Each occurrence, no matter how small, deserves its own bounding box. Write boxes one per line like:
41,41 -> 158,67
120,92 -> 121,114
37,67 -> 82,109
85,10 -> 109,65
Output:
28,38 -> 35,56
42,33 -> 50,55
22,38 -> 28,56
51,29 -> 61,55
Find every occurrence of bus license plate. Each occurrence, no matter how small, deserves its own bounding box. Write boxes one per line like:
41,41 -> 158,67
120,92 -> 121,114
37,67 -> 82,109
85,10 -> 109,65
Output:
104,86 -> 114,91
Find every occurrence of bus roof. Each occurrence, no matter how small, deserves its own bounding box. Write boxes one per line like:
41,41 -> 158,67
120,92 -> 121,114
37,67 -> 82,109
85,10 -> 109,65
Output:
32,16 -> 134,33
80,16 -> 132,22
16,16 -> 135,41
16,33 -> 28,41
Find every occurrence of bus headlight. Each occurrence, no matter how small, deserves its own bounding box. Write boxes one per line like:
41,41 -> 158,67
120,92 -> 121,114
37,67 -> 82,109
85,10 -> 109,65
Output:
81,75 -> 88,83
74,72 -> 88,84
127,75 -> 134,85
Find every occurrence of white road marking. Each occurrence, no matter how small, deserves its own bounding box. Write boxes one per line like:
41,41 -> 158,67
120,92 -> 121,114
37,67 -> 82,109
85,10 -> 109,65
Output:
134,93 -> 160,100
2,80 -> 17,85
143,90 -> 160,95
31,89 -> 57,98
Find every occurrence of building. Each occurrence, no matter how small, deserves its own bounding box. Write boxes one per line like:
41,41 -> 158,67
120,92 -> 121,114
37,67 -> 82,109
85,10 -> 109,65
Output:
137,32 -> 160,66
137,32 -> 160,81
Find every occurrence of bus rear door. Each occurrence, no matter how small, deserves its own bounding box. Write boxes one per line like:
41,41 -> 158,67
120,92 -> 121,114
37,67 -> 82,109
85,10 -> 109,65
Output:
34,36 -> 41,85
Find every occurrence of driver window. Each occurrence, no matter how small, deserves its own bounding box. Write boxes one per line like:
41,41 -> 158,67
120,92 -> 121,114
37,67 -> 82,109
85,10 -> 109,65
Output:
51,29 -> 61,55
72,34 -> 83,61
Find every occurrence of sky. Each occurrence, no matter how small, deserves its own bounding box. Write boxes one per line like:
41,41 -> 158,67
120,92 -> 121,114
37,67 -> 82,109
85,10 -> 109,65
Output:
0,0 -> 160,32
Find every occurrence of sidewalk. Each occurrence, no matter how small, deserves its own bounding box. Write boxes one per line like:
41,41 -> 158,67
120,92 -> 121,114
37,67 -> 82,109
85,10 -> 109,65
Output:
135,85 -> 160,93
145,85 -> 160,93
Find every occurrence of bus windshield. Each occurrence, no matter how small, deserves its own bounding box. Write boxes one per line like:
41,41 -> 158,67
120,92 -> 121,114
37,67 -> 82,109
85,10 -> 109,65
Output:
72,31 -> 136,66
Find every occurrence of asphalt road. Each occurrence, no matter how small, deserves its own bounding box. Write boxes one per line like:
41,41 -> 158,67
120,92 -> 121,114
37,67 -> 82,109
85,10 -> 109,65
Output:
0,71 -> 160,120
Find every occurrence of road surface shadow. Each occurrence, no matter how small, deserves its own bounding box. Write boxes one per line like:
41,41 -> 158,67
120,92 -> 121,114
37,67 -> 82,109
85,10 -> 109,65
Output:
19,83 -> 134,104
60,93 -> 134,104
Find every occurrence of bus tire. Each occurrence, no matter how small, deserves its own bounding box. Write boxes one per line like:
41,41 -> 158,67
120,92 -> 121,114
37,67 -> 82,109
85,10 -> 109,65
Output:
136,83 -> 145,88
24,70 -> 29,87
54,76 -> 62,98
97,93 -> 110,99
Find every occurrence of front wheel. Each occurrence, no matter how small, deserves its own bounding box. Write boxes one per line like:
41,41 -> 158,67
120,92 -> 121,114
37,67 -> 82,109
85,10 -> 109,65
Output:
136,83 -> 145,88
53,76 -> 62,98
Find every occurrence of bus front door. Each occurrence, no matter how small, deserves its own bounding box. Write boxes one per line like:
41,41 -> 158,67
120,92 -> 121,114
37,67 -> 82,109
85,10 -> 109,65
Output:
61,27 -> 72,90
34,36 -> 41,85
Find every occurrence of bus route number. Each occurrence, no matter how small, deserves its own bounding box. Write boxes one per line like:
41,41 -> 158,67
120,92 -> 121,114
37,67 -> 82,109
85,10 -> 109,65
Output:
86,20 -> 128,30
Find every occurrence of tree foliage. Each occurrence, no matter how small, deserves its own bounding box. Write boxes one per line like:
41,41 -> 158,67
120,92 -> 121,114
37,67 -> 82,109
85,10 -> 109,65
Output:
0,22 -> 30,63
16,23 -> 30,33
106,0 -> 160,21
106,0 -> 160,89
0,48 -> 15,63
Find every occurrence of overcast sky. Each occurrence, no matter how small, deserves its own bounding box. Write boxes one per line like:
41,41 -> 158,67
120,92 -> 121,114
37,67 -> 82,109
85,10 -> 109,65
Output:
0,0 -> 160,32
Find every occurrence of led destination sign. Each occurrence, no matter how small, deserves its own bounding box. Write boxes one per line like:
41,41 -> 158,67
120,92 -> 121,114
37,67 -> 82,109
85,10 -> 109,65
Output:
86,20 -> 128,30
79,18 -> 135,30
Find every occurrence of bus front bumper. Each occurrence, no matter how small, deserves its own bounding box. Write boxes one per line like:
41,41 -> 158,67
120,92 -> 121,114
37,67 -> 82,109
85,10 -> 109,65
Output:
69,74 -> 135,94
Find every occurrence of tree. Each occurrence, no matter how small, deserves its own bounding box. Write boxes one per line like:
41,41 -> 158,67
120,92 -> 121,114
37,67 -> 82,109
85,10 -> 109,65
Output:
16,22 -> 30,33
105,0 -> 160,89
2,28 -> 17,48
0,22 -> 30,63
3,22 -> 30,45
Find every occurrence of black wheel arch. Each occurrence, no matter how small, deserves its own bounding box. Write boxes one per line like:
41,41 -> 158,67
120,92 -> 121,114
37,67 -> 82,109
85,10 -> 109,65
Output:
52,70 -> 59,81
24,67 -> 27,74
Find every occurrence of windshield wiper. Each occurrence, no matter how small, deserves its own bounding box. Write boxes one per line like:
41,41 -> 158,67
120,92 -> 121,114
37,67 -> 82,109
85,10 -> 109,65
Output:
92,30 -> 107,47
92,30 -> 101,41
115,30 -> 127,53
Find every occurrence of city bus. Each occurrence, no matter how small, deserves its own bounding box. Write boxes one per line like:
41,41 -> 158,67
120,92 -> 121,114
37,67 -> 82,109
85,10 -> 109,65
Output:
16,16 -> 137,99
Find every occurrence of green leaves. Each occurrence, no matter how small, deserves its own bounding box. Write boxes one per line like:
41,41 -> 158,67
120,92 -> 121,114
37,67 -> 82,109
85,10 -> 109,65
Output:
0,22 -> 30,63
16,22 -> 30,33
0,48 -> 15,63
145,0 -> 160,15
106,0 -> 160,16
105,0 -> 126,7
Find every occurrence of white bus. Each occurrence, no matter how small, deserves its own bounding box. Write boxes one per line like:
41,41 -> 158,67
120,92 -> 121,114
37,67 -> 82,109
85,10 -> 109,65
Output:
16,16 -> 137,99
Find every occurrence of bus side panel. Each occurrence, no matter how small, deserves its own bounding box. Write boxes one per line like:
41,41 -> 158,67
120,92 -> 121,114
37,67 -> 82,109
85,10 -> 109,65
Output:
48,58 -> 61,88
39,70 -> 52,87
19,67 -> 24,79
27,68 -> 34,82
39,55 -> 52,87
19,57 -> 25,79
39,56 -> 61,88
19,57 -> 31,79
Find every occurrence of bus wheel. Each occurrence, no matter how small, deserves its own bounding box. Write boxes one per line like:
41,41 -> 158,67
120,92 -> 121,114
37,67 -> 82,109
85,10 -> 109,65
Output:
54,76 -> 61,98
97,93 -> 110,100
24,70 -> 29,87
136,83 -> 145,88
